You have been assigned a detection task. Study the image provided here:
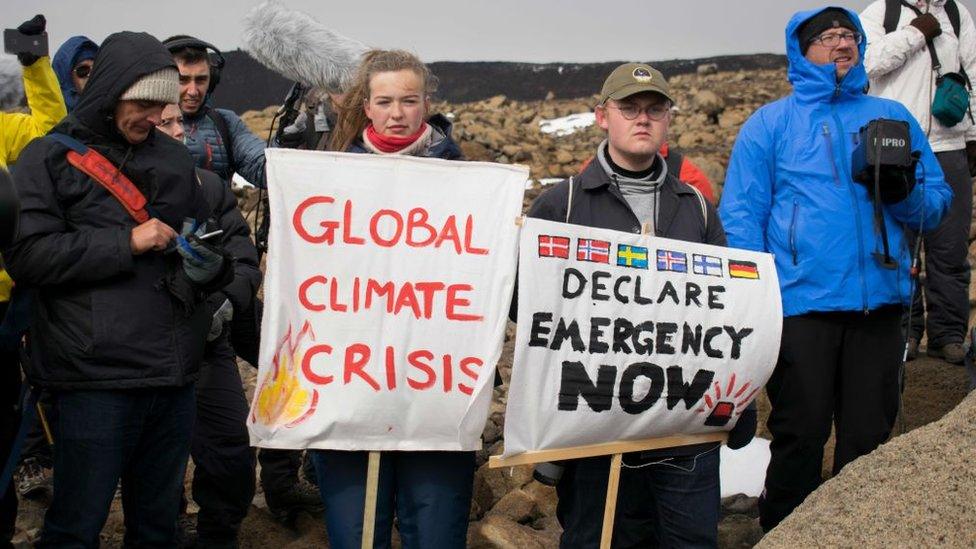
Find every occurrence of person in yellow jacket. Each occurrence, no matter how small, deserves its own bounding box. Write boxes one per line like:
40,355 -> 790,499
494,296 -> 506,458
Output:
1,16 -> 66,168
0,15 -> 66,305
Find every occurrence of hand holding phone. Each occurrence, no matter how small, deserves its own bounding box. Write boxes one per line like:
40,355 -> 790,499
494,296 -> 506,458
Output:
5,15 -> 49,66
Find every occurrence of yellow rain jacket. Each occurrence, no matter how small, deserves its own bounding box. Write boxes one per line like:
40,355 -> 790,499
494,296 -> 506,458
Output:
0,57 -> 67,300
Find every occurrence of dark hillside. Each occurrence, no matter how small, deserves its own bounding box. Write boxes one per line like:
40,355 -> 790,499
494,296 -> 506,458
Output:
210,51 -> 786,112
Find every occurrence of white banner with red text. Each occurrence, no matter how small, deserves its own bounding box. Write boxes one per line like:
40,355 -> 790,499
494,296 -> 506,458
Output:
249,149 -> 527,451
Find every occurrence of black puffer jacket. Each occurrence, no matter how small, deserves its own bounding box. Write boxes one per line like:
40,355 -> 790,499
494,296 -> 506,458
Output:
5,32 -> 221,390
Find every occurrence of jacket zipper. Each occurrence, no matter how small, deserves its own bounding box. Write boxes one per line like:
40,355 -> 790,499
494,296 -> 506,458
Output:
826,113 -> 870,314
789,200 -> 799,265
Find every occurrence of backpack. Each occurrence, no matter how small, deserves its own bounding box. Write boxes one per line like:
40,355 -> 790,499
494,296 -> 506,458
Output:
206,108 -> 236,178
883,0 -> 970,86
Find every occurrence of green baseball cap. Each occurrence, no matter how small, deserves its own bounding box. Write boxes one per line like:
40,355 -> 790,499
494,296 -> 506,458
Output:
599,63 -> 673,105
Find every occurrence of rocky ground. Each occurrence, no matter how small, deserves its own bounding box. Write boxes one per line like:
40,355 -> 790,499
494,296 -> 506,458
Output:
12,66 -> 976,547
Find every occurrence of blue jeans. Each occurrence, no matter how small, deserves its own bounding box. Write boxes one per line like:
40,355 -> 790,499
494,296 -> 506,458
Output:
37,385 -> 195,548
311,450 -> 475,549
556,447 -> 720,548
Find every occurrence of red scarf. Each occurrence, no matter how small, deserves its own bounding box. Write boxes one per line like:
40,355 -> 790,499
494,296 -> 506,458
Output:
364,123 -> 429,153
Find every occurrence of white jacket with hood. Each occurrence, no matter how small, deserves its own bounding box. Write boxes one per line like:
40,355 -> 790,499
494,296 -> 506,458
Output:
861,0 -> 976,152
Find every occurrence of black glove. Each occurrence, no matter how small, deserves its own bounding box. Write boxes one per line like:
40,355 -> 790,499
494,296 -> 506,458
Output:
726,402 -> 757,450
856,158 -> 919,204
15,14 -> 46,67
275,111 -> 308,149
910,13 -> 942,41
207,297 -> 234,342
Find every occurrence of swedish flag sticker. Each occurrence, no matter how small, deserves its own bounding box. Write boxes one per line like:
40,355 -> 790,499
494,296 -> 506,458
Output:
616,244 -> 649,269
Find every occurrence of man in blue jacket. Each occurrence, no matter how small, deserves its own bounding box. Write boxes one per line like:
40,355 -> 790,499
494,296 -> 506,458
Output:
719,7 -> 951,532
164,35 -> 267,187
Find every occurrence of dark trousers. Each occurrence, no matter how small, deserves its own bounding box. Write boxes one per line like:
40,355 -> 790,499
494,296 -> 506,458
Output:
908,149 -> 972,348
0,330 -> 19,547
556,449 -> 720,549
232,298 -> 306,496
311,450 -> 475,549
259,449 -> 302,495
38,385 -> 195,548
759,308 -> 902,531
21,391 -> 55,467
191,334 -> 256,543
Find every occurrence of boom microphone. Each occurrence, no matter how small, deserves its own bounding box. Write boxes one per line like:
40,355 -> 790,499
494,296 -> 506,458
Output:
241,1 -> 368,94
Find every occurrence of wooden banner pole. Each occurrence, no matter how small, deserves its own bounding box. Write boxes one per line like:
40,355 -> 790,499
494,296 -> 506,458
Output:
361,451 -> 381,549
600,453 -> 623,549
489,431 -> 727,468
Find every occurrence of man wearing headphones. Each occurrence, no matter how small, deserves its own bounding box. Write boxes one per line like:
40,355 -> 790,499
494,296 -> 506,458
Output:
164,36 -> 267,187
165,35 -> 322,526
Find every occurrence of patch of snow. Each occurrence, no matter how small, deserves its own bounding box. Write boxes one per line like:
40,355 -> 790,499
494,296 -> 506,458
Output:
720,437 -> 770,498
538,112 -> 595,137
232,173 -> 255,190
524,178 -> 564,189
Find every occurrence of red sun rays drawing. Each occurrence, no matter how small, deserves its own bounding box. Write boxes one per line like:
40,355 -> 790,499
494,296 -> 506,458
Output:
696,373 -> 760,427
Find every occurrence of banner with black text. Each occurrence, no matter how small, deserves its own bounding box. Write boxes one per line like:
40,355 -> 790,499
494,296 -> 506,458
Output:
503,218 -> 781,457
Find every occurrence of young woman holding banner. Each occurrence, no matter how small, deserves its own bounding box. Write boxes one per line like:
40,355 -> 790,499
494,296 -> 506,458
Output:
311,49 -> 471,549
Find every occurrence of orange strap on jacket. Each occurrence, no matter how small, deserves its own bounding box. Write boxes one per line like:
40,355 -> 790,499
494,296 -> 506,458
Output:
49,133 -> 151,223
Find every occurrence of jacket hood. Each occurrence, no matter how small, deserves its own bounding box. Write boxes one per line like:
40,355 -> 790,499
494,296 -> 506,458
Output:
52,36 -> 99,112
70,32 -> 177,142
786,7 -> 868,103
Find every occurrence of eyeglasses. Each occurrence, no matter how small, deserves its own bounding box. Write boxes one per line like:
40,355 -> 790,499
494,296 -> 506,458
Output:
72,65 -> 92,79
809,31 -> 862,48
603,102 -> 671,121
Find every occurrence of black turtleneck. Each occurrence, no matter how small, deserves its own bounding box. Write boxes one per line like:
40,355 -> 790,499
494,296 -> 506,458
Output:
603,142 -> 661,180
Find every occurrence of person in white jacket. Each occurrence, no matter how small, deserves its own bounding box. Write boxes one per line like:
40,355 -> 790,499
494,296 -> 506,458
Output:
862,0 -> 976,364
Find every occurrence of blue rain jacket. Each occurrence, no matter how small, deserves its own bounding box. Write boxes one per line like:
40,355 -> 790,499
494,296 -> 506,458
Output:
51,35 -> 98,112
719,7 -> 952,317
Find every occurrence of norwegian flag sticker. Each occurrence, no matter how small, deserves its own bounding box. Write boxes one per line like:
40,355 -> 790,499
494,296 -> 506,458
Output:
577,239 -> 611,263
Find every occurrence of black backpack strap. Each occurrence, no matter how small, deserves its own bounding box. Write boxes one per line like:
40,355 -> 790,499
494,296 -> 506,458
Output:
947,0 -> 961,37
206,108 -> 236,178
665,149 -> 682,181
884,0 -> 903,33
944,0 -> 971,89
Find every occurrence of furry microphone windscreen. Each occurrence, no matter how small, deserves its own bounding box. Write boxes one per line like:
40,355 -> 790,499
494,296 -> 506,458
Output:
0,57 -> 25,111
241,1 -> 369,94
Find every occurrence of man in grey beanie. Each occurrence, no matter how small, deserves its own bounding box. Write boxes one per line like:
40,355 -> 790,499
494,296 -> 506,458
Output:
4,31 -> 232,546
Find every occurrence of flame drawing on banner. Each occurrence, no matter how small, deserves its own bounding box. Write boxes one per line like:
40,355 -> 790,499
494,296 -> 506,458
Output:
251,321 -> 319,428
696,373 -> 760,427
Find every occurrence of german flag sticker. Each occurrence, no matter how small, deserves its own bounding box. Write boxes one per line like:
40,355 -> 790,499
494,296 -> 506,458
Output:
729,260 -> 759,279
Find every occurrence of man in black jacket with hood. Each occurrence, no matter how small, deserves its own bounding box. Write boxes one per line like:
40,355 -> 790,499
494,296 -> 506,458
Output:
4,32 -> 230,547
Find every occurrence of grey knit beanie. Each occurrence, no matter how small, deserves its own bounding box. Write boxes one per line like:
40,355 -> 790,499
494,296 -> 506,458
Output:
119,67 -> 180,103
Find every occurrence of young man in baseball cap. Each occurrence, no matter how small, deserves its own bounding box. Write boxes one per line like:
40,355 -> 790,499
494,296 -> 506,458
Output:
522,62 -> 757,548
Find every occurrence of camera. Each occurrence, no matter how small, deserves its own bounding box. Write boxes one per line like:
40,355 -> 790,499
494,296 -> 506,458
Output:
851,119 -> 919,205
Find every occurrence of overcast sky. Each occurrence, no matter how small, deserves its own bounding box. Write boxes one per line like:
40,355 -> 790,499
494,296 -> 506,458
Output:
7,0 -> 976,63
